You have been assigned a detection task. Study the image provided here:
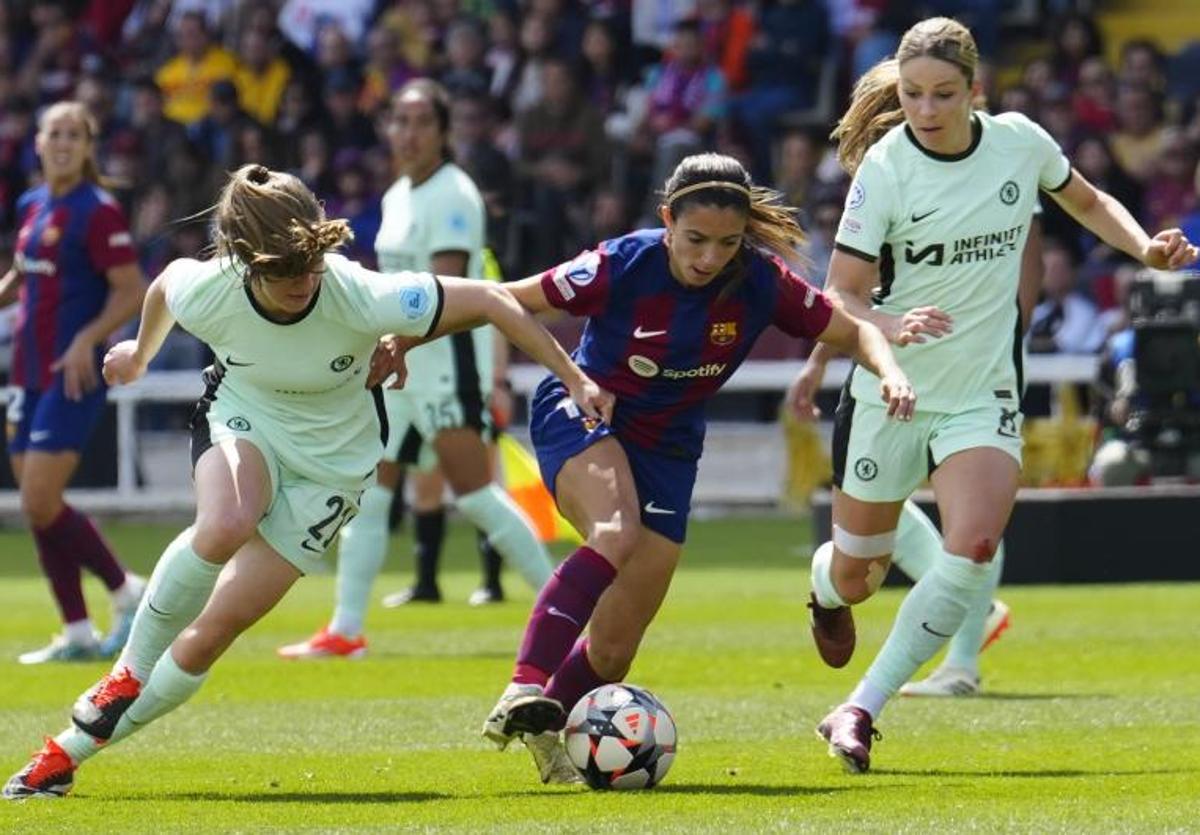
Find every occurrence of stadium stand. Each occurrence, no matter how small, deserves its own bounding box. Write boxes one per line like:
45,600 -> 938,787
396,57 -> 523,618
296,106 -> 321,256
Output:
0,1 -> 1198,517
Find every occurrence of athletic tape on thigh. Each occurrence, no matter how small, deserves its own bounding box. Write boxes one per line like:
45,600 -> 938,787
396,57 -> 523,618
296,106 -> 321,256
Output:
833,524 -> 896,559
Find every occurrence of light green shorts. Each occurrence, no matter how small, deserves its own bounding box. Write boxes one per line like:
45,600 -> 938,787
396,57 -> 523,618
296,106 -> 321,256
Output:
382,385 -> 492,470
192,394 -> 367,576
832,396 -> 1023,503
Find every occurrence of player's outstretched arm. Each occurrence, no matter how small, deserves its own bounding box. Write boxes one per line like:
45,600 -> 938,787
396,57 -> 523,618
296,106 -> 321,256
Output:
432,277 -> 613,422
503,275 -> 556,314
102,269 -> 176,386
1051,169 -> 1199,270
816,307 -> 915,420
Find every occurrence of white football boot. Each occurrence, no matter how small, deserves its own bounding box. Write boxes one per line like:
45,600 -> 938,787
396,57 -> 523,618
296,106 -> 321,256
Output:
523,731 -> 584,785
899,664 -> 981,697
980,599 -> 1011,652
481,683 -> 565,749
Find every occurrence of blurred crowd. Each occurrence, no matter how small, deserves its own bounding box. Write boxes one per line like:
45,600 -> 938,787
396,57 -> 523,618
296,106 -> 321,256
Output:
0,0 -> 1198,370
1014,20 -> 1200,361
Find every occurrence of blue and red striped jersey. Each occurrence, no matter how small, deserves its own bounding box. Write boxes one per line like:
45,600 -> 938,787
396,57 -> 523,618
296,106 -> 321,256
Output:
12,182 -> 136,389
540,228 -> 833,458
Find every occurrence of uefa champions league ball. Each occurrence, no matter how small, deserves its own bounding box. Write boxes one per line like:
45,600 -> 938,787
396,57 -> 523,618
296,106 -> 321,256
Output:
563,683 -> 677,790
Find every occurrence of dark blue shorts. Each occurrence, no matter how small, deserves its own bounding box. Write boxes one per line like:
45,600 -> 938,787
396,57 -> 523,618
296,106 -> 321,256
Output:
530,378 -> 698,544
6,383 -> 108,454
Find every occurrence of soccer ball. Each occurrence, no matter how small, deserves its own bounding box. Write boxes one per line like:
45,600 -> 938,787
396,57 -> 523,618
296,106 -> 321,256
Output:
563,683 -> 677,790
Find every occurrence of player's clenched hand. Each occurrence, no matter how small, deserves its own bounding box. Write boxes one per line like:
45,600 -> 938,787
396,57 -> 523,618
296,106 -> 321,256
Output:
892,306 -> 952,346
879,371 -> 915,421
367,334 -> 422,389
567,374 -> 615,425
1142,228 -> 1200,271
785,360 -> 825,421
102,340 -> 147,387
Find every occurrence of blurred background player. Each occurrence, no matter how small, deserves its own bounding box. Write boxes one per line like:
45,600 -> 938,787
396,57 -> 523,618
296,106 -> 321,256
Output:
379,245 -> 517,610
3,163 -> 611,799
0,101 -> 146,664
278,80 -> 553,661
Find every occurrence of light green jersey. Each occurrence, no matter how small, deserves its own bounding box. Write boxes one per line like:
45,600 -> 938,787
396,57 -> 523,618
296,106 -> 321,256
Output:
835,111 -> 1070,411
375,162 -> 491,393
163,253 -> 442,489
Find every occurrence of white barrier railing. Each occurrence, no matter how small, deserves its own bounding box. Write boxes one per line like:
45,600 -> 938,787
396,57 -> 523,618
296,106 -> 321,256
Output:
4,355 -> 1101,513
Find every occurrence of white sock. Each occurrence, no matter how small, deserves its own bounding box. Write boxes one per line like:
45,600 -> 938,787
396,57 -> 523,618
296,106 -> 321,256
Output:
847,678 -> 889,719
54,725 -> 103,765
889,503 -> 1007,676
57,650 -> 210,765
945,542 -> 1005,673
110,573 -> 147,611
64,619 -> 96,646
861,547 -> 992,714
109,650 -> 207,744
115,528 -> 222,682
809,541 -> 847,608
889,500 -> 940,580
456,484 -> 552,590
330,484 -> 392,637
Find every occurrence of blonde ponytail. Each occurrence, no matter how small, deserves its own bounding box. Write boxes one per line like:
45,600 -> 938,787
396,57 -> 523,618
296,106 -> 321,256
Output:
833,17 -> 981,176
831,59 -> 904,176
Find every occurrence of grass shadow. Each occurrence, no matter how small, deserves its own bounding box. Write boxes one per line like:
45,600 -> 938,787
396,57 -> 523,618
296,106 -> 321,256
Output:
874,767 -> 1195,779
974,692 -> 1116,701
653,783 -> 892,797
105,790 -> 451,804
497,783 -> 904,798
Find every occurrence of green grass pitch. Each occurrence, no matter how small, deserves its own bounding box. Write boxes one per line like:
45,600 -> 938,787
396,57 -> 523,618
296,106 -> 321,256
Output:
0,516 -> 1197,832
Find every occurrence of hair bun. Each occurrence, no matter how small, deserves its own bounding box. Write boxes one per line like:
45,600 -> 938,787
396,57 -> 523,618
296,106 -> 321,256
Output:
246,164 -> 271,185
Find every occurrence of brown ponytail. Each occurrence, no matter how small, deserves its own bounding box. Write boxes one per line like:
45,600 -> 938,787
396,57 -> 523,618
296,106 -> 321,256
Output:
213,164 -> 353,283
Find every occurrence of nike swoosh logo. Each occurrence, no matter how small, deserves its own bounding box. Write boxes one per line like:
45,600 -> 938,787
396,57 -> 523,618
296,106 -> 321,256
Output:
643,501 -> 676,515
921,621 -> 954,638
29,430 -> 51,442
911,209 -> 938,223
634,326 -> 667,339
225,355 -> 254,367
546,606 -> 581,627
